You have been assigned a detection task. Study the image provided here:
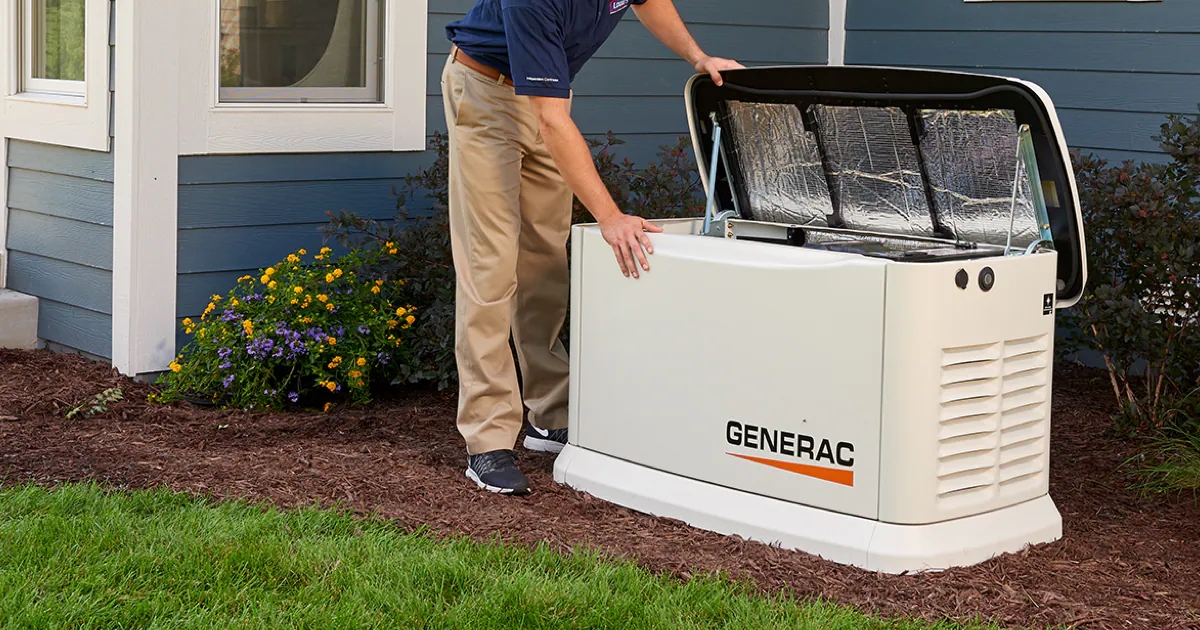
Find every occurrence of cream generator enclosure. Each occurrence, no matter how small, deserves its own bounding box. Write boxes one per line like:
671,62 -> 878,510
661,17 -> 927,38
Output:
553,65 -> 1088,574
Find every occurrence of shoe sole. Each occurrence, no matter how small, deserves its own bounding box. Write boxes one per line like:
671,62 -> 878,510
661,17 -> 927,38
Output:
523,434 -> 566,454
465,468 -> 530,496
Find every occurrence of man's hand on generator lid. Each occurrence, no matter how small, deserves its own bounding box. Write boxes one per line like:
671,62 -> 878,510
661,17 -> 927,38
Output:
531,94 -> 664,279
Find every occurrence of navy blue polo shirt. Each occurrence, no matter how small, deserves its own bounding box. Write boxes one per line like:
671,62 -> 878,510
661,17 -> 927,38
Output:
446,0 -> 647,99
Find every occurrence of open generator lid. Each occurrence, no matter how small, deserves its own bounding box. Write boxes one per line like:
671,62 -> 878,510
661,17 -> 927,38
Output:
685,65 -> 1087,307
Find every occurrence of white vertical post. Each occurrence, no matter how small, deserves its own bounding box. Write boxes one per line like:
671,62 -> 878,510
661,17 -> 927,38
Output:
0,138 -> 8,289
112,0 -> 180,376
828,0 -> 848,66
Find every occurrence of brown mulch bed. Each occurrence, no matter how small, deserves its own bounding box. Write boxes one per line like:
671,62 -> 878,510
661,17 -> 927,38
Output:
2,348 -> 1199,629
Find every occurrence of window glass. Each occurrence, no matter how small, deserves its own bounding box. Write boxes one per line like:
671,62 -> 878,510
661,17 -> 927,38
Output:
218,0 -> 383,104
30,0 -> 86,83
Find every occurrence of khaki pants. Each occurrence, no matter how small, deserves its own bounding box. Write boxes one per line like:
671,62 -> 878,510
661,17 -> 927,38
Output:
441,52 -> 574,455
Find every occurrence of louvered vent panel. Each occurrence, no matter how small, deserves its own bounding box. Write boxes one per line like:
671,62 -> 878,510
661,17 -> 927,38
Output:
937,334 -> 1051,510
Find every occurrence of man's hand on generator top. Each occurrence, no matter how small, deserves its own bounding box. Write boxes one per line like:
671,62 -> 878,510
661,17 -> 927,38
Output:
694,55 -> 744,87
598,213 -> 663,279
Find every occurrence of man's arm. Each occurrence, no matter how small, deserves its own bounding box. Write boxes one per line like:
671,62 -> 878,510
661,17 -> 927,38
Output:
631,0 -> 744,85
531,96 -> 661,279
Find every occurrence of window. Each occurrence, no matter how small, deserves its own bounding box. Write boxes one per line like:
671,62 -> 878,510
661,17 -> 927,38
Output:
0,0 -> 109,151
21,0 -> 86,97
217,0 -> 384,104
176,0 -> 426,155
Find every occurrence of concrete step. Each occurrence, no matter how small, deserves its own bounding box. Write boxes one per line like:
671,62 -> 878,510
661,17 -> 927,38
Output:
0,289 -> 39,350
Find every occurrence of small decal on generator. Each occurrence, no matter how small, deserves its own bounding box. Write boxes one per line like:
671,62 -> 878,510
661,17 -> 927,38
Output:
1043,293 -> 1054,315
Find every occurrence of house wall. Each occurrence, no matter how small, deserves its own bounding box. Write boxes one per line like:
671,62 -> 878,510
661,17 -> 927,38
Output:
174,0 -> 830,351
4,140 -> 114,359
843,0 -> 1200,164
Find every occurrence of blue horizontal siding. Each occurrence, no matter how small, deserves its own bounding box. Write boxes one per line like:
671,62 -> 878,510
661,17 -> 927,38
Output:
6,251 -> 113,315
7,169 -> 115,226
5,140 -> 114,359
844,0 -> 1200,163
37,299 -> 113,360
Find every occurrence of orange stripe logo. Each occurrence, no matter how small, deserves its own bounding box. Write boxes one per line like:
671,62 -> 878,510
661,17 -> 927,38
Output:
726,452 -> 855,487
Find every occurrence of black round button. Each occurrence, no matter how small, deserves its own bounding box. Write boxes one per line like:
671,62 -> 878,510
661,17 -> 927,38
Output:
979,267 -> 995,291
955,269 -> 968,290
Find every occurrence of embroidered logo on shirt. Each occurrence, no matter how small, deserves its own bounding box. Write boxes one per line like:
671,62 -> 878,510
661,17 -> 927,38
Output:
609,0 -> 630,14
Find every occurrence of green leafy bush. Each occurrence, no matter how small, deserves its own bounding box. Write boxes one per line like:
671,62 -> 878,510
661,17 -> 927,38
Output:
323,131 -> 705,390
1061,106 -> 1200,432
155,246 -> 417,411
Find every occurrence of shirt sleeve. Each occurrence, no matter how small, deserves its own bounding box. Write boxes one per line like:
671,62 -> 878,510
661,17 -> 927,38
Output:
501,0 -> 572,98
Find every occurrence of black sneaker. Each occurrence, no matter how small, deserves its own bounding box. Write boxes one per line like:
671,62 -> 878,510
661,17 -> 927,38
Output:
523,425 -> 568,454
466,450 -> 530,495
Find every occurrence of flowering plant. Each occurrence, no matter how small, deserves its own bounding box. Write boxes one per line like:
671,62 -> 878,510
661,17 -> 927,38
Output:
154,246 -> 416,411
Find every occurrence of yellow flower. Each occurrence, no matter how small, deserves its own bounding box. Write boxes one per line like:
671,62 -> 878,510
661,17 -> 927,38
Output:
317,294 -> 329,303
242,320 -> 253,336
260,275 -> 270,284
290,299 -> 299,305
371,286 -> 380,294
298,248 -> 307,256
268,296 -> 276,304
327,337 -> 337,345
349,370 -> 362,379
384,242 -> 394,249
182,318 -> 193,327
375,279 -> 384,286
268,281 -> 277,290
212,295 -> 222,302
238,275 -> 252,283
326,303 -> 335,312
323,402 -> 332,413
314,255 -> 324,261
169,361 -> 181,373
395,307 -> 407,317
197,329 -> 207,339
326,381 -> 337,392
302,317 -> 312,324
287,254 -> 300,263
265,267 -> 276,276
405,315 -> 416,325
356,358 -> 366,367
325,273 -> 335,283
387,320 -> 398,328
294,286 -> 303,294
230,298 -> 239,307
333,269 -> 343,278
320,247 -> 332,255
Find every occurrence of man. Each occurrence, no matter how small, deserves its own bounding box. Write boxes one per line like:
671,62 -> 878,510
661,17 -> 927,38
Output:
443,0 -> 743,495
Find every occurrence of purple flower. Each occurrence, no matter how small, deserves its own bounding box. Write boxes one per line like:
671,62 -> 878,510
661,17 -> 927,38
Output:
357,325 -> 370,335
376,352 -> 389,366
334,326 -> 345,337
220,309 -> 240,322
222,374 -> 235,388
219,360 -> 232,370
288,391 -> 299,403
218,347 -> 232,359
245,337 -> 276,358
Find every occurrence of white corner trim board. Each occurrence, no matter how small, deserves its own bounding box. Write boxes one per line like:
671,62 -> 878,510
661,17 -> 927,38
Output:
112,0 -> 180,376
0,0 -> 111,152
177,0 -> 428,155
0,138 -> 8,289
828,0 -> 847,66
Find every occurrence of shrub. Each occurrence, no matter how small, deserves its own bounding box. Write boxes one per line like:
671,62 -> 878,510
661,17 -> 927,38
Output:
323,131 -> 706,390
155,246 -> 417,411
1060,106 -> 1200,432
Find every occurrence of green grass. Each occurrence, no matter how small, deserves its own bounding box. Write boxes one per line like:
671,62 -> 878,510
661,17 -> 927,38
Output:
0,483 -> 995,629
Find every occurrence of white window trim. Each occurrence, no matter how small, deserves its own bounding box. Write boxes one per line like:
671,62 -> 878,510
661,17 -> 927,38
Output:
0,0 -> 110,152
178,0 -> 427,155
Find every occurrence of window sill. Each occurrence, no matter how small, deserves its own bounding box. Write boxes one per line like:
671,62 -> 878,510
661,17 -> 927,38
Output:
6,92 -> 88,107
